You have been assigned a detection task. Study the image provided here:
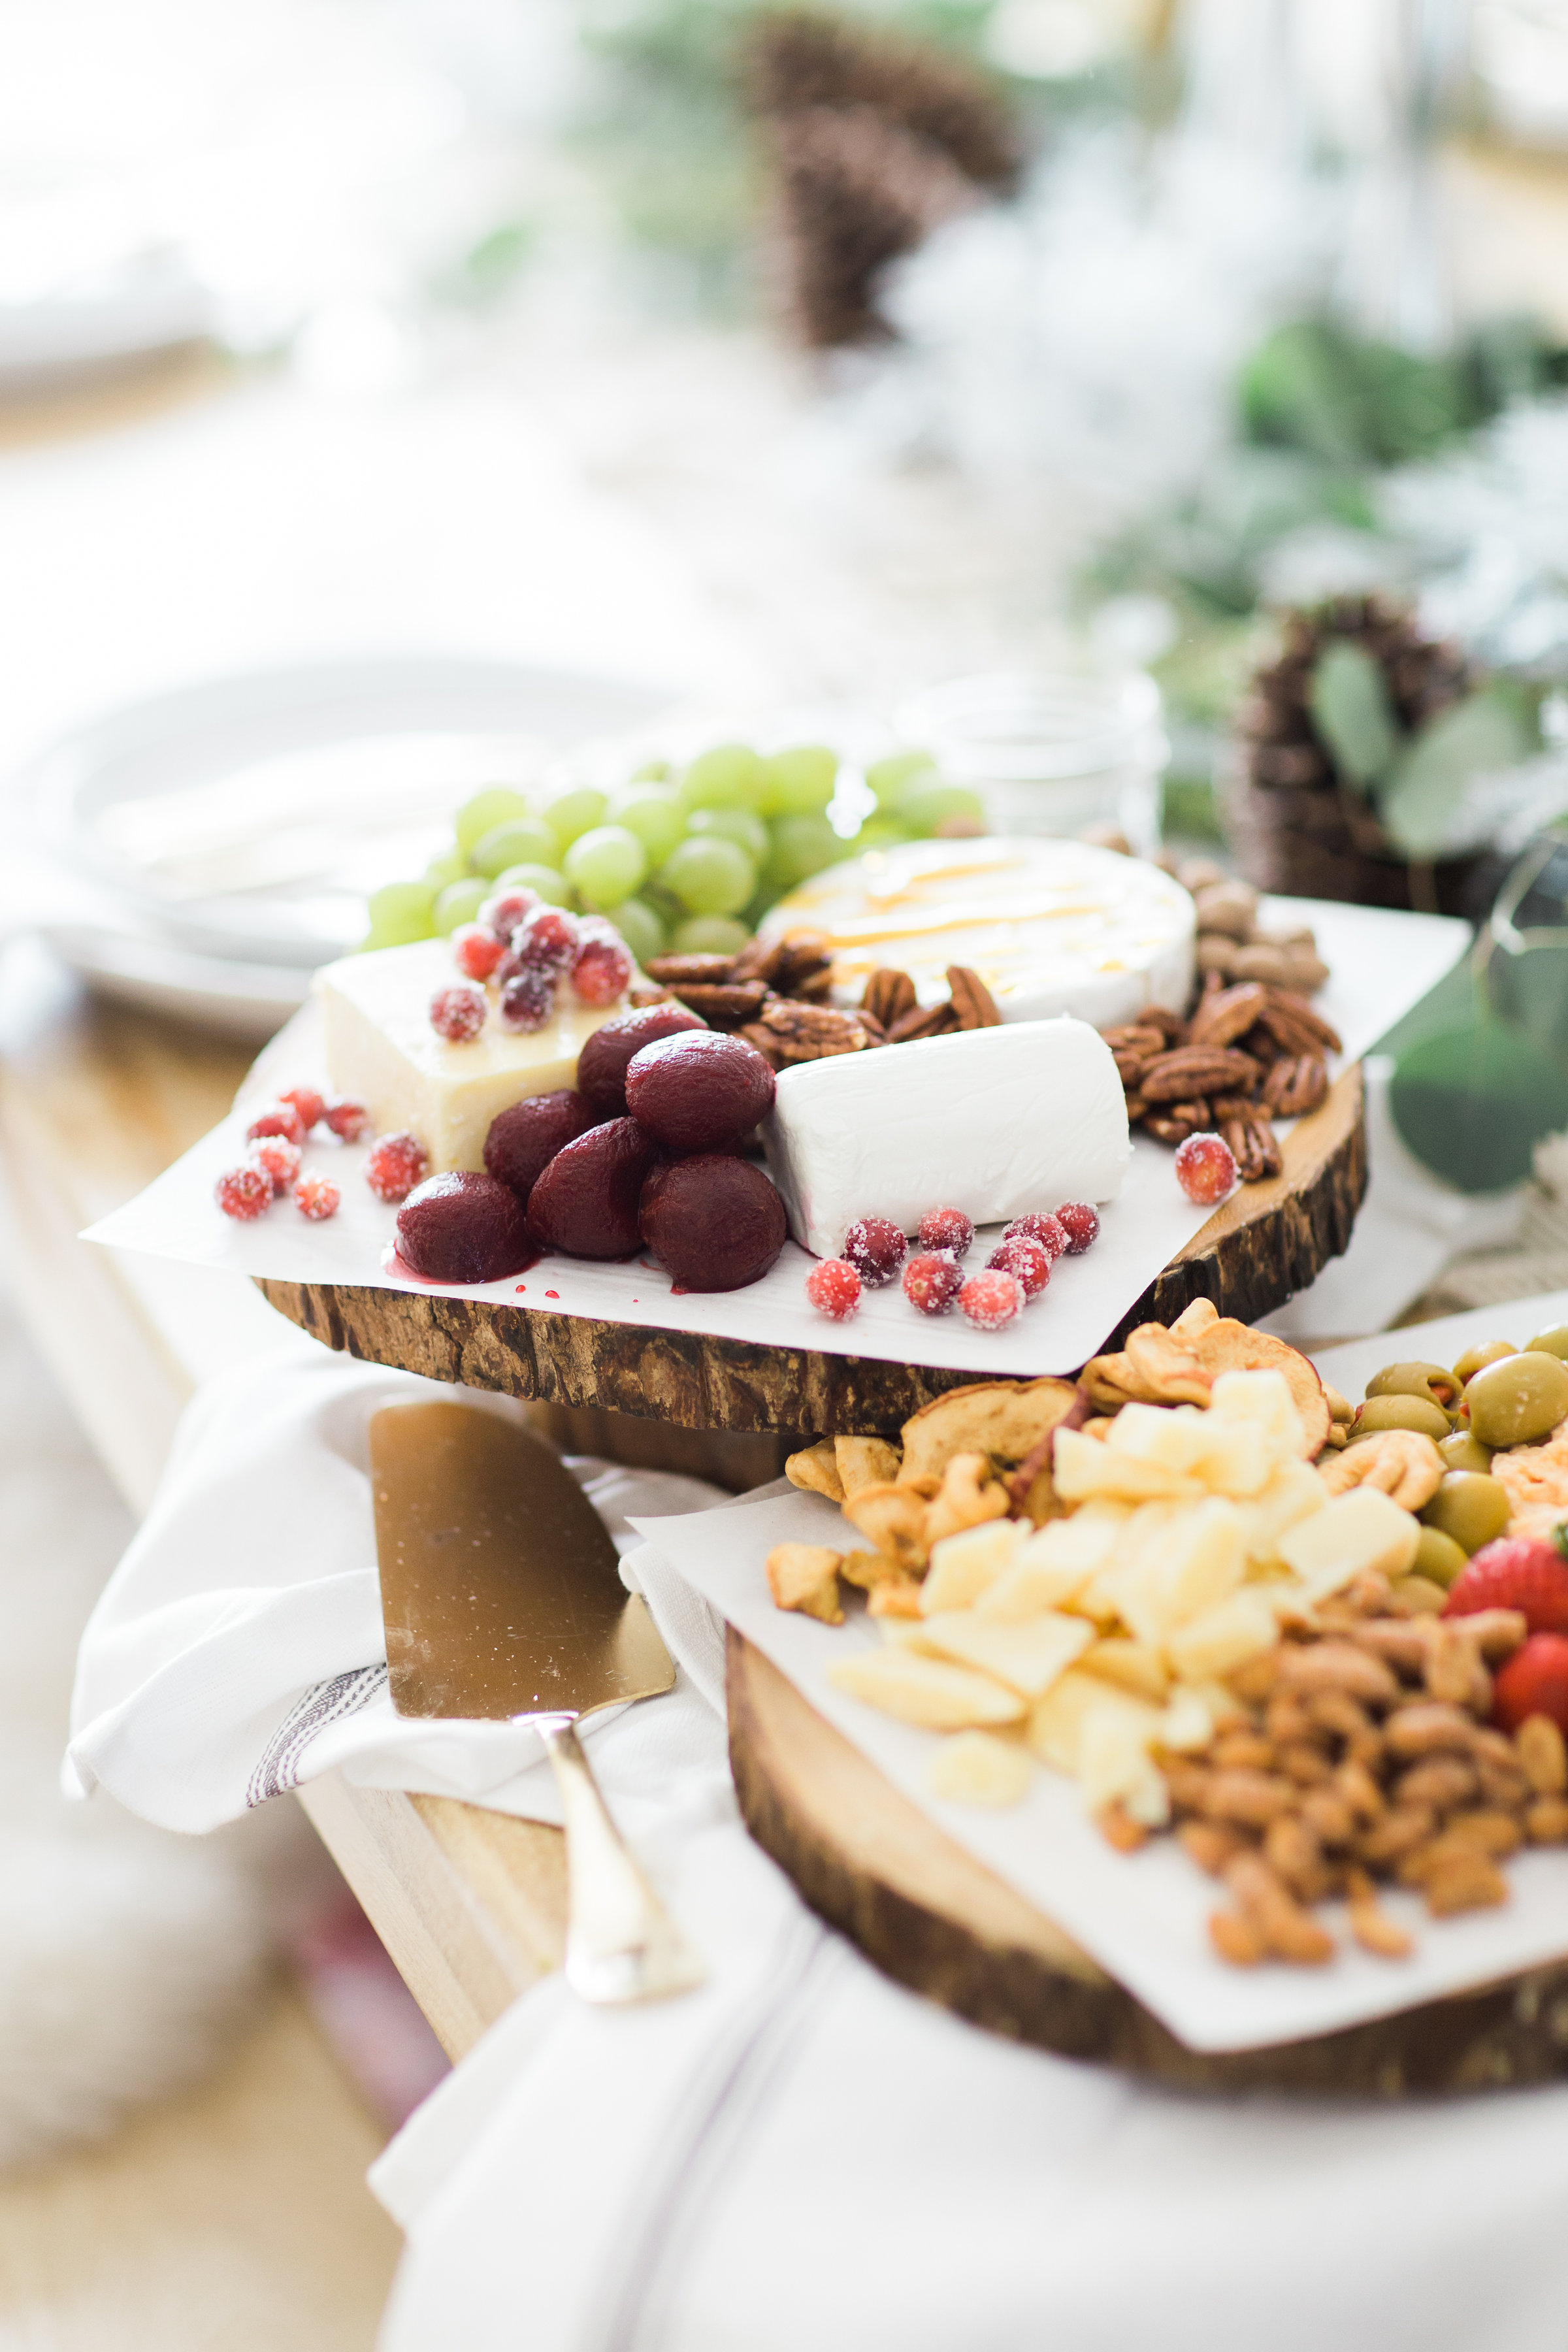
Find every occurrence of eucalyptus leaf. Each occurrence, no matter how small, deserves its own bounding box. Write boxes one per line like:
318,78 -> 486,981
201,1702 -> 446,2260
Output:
1390,1018 -> 1568,1192
1308,640 -> 1401,788
1377,689 -> 1537,860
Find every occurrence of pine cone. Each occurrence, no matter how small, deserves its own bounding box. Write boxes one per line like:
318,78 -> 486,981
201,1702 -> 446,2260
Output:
1228,596 -> 1490,914
745,11 -> 1019,349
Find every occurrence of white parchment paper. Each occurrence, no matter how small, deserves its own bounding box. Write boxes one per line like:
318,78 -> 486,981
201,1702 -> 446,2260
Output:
633,1478 -> 1568,2055
83,899 -> 1467,1380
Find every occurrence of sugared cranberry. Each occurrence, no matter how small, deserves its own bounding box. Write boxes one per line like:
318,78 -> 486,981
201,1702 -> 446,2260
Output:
321,1098 -> 370,1143
570,934 -> 634,1006
278,1086 -> 325,1133
987,1233 -> 1051,1298
917,1206 -> 973,1258
513,906 -> 580,974
1055,1201 -> 1100,1254
959,1269 -> 1023,1331
396,1171 -> 537,1283
498,969 -> 556,1033
625,1032 -> 776,1154
246,1100 -> 306,1147
841,1216 -> 907,1289
365,1132 -> 429,1203
483,1090 -> 596,1205
1004,1211 -> 1069,1262
248,1135 -> 301,1196
904,1252 -> 963,1316
577,1002 -> 707,1116
216,1164 -> 272,1221
640,1156 -> 788,1291
806,1258 -> 861,1320
527,1118 -> 660,1260
295,1174 -> 340,1220
481,887 -> 540,941
430,982 -> 487,1043
1173,1132 -> 1237,1206
453,923 -> 506,982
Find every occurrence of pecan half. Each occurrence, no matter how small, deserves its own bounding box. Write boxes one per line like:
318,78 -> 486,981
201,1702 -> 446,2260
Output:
862,967 -> 917,1027
1255,988 -> 1342,1056
1141,1046 -> 1260,1102
772,932 -> 833,992
628,984 -> 673,1008
645,952 -> 738,987
670,980 -> 768,1028
947,966 -> 1002,1028
1221,1112 -> 1282,1182
1145,1101 -> 1209,1145
887,1000 -> 959,1043
1263,1053 -> 1328,1117
1186,981 -> 1268,1050
759,1000 -> 869,1060
729,935 -> 789,985
737,1022 -> 787,1070
792,966 -> 835,1001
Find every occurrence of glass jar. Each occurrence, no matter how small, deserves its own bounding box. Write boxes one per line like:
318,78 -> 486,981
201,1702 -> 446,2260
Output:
894,670 -> 1168,853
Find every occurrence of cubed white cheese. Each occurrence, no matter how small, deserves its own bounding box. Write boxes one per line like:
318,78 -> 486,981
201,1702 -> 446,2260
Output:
318,940 -> 613,1172
761,1017 -> 1130,1262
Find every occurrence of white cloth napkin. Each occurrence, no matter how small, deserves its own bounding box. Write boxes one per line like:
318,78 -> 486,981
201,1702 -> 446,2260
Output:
70,1352 -> 1568,2352
65,1347 -> 729,1837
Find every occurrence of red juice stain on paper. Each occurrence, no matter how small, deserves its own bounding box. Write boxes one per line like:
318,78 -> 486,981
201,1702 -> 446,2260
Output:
380,1242 -> 444,1286
545,1290 -> 559,1299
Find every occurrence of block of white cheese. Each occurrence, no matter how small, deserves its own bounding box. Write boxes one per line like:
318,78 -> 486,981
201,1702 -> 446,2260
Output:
760,836 -> 1194,1030
318,940 -> 613,1173
762,1019 -> 1130,1261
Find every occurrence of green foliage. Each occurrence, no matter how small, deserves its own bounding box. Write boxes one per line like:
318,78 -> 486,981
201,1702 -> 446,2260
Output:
1390,1019 -> 1568,1192
1376,686 -> 1539,860
1307,640 -> 1401,789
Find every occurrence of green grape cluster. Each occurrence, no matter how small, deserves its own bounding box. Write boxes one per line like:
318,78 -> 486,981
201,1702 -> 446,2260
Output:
361,743 -> 984,958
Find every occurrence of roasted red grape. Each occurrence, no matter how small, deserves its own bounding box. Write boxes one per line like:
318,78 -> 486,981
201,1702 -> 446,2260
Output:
640,1156 -> 787,1291
527,1117 -> 659,1259
483,1089 -> 597,1205
577,1002 -> 706,1116
625,1031 -> 776,1154
396,1172 -> 538,1282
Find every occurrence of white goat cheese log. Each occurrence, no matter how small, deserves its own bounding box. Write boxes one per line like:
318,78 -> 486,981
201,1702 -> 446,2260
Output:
761,1018 -> 1131,1261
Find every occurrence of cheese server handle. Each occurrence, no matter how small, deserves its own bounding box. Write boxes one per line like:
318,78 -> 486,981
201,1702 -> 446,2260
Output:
534,1718 -> 705,2004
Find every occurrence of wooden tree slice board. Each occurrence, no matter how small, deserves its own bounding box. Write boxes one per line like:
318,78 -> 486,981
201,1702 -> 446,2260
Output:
727,1629 -> 1568,2097
258,1066 -> 1366,1439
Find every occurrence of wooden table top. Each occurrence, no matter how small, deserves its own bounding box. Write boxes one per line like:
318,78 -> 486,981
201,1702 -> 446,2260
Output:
0,948 -> 568,2057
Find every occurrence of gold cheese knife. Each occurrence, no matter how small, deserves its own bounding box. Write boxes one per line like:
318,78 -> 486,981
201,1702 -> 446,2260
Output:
370,1399 -> 704,2004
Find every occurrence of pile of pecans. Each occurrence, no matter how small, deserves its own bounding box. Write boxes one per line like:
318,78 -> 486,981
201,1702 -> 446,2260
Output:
636,936 -> 1002,1069
1104,981 -> 1343,1182
1158,856 -> 1330,994
1132,1568 -> 1568,1967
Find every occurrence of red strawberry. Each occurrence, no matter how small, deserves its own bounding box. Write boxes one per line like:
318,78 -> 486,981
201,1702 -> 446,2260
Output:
1443,1537 -> 1568,1635
1492,1633 -> 1568,1736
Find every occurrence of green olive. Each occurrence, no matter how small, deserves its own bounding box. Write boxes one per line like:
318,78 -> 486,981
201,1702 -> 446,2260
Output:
1412,1526 -> 1469,1589
1350,1394 -> 1452,1444
1439,1429 -> 1494,1475
1420,1471 -> 1511,1555
1463,1349 -> 1568,1449
1528,1324 -> 1568,1363
1453,1339 -> 1516,1384
1365,1360 -> 1460,1414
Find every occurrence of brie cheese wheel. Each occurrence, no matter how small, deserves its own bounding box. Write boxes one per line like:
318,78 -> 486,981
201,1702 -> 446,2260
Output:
762,1019 -> 1130,1261
318,940 -> 613,1173
761,836 -> 1194,1029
